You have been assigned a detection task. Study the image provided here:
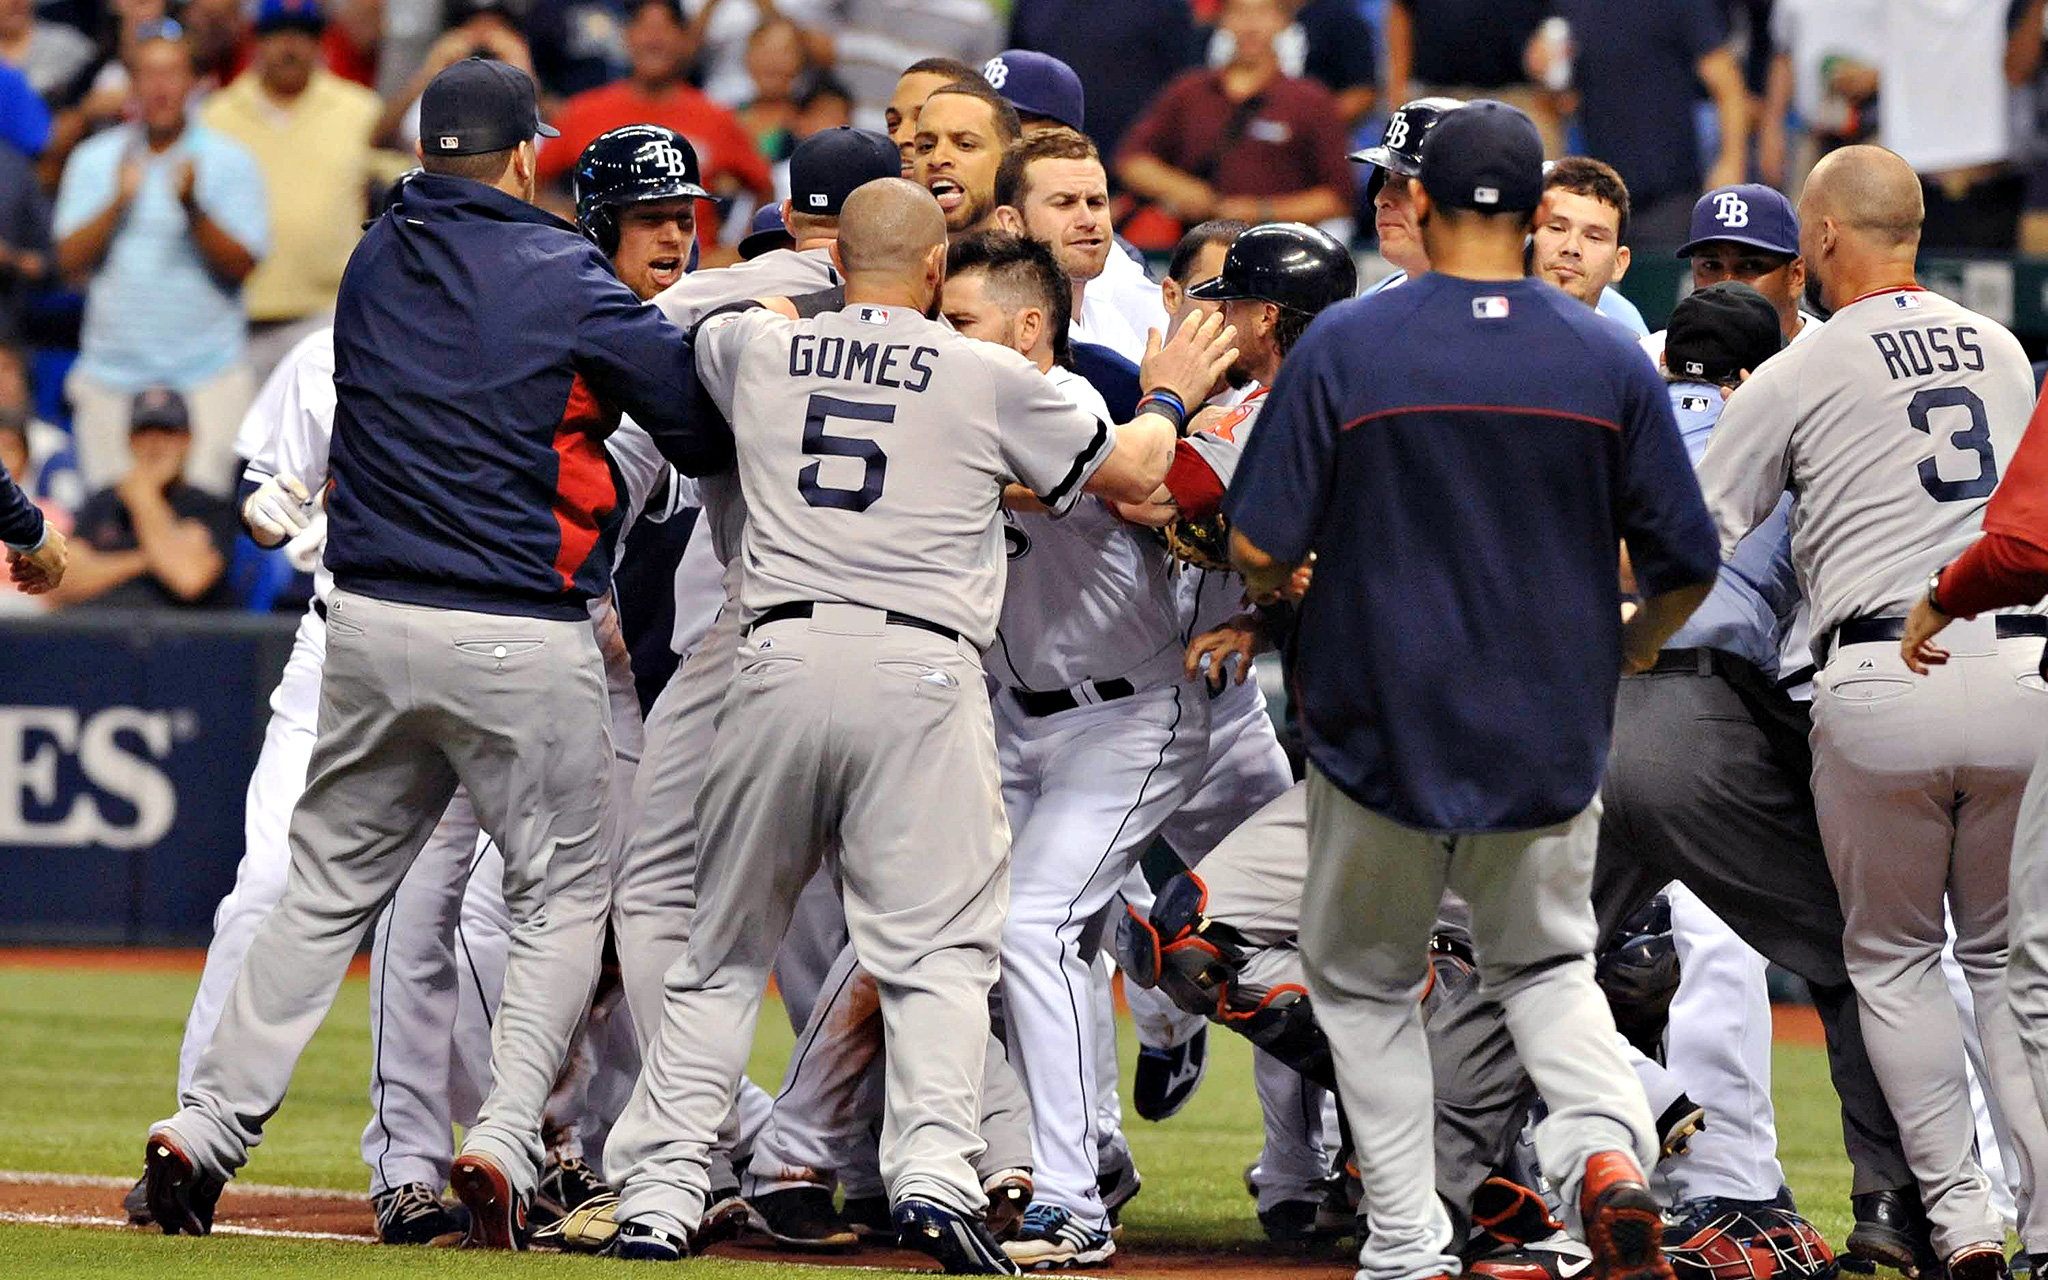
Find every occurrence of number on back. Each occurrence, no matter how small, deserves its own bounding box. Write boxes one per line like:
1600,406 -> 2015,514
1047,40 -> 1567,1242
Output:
798,393 -> 890,512
1908,386 -> 1997,504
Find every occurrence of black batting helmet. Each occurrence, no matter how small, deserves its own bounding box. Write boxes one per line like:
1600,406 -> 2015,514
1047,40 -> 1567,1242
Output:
574,124 -> 712,254
1185,222 -> 1357,316
1351,95 -> 1464,202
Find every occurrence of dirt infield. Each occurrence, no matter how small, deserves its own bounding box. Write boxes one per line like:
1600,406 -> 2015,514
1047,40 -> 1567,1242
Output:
0,1174 -> 1359,1277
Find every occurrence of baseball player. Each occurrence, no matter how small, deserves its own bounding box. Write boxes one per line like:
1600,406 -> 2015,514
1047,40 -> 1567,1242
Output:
887,57 -> 984,173
1695,143 -> 2048,1280
139,59 -> 732,1243
601,177 -> 1232,1271
0,453 -> 63,590
1229,99 -> 1720,1280
912,77 -> 1022,242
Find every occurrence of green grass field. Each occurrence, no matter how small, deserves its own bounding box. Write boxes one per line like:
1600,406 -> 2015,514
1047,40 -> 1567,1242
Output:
0,962 -> 1858,1279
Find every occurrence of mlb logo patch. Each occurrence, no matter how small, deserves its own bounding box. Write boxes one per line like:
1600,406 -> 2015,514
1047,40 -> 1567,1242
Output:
856,306 -> 889,325
1893,293 -> 1922,310
1681,394 -> 1712,412
1684,360 -> 1706,377
1473,186 -> 1500,205
1472,296 -> 1510,319
438,135 -> 461,150
809,192 -> 828,207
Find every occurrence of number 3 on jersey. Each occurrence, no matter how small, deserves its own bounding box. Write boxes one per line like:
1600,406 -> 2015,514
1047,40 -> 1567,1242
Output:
799,393 -> 890,511
1909,386 -> 1997,504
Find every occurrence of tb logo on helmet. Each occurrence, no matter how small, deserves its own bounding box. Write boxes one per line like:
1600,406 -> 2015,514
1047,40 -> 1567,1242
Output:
1712,191 -> 1750,228
638,140 -> 690,180
982,56 -> 1009,89
1383,113 -> 1412,151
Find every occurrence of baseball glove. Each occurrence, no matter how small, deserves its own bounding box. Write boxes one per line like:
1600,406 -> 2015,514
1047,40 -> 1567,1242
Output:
531,1191 -> 622,1253
1155,511 -> 1233,573
1666,1208 -> 1838,1280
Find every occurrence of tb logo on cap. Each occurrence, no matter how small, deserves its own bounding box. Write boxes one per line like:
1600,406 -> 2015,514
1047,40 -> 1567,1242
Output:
1712,191 -> 1750,228
982,56 -> 1009,89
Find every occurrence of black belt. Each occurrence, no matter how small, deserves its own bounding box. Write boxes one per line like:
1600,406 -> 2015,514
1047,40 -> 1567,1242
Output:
1830,613 -> 2046,658
743,600 -> 958,642
1644,647 -> 1726,676
1011,677 -> 1135,717
314,599 -> 327,621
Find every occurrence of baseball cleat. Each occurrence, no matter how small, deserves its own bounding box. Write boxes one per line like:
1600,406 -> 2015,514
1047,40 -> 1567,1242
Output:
746,1184 -> 858,1250
143,1130 -> 225,1237
1002,1203 -> 1116,1269
122,1175 -> 153,1226
698,1192 -> 751,1250
450,1151 -> 528,1250
612,1220 -> 689,1262
895,1194 -> 1022,1274
1946,1246 -> 2013,1280
531,1156 -> 609,1227
373,1182 -> 469,1245
1844,1188 -> 1935,1278
842,1192 -> 894,1238
1257,1198 -> 1345,1244
1579,1151 -> 1674,1280
1656,1094 -> 1708,1161
1468,1238 -> 1596,1280
1095,1150 -> 1141,1236
983,1168 -> 1034,1241
1133,1026 -> 1209,1121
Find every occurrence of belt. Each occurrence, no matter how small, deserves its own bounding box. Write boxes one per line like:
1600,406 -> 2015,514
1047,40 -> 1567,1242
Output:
1644,647 -> 1723,676
1011,677 -> 1136,718
1829,613 -> 2047,658
742,600 -> 959,643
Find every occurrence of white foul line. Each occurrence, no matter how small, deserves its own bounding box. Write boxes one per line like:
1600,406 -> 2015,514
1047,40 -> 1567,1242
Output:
0,1169 -> 359,1202
0,1210 -> 370,1244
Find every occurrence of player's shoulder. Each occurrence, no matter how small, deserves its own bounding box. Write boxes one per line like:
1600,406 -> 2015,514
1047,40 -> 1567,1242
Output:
285,326 -> 337,376
1048,363 -> 1112,421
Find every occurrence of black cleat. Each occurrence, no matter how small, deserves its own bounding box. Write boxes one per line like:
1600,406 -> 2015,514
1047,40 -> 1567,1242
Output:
143,1130 -> 224,1237
1846,1189 -> 1935,1278
895,1195 -> 1022,1274
747,1185 -> 858,1250
373,1182 -> 469,1245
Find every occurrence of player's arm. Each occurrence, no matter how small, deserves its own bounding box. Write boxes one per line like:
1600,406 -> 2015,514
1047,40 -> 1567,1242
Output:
1615,351 -> 1722,670
1084,311 -> 1238,503
237,335 -> 333,546
1693,365 -> 1798,558
572,250 -> 735,477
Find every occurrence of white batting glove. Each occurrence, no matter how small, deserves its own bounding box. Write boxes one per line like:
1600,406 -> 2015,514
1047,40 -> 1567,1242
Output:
242,474 -> 313,546
284,510 -> 326,574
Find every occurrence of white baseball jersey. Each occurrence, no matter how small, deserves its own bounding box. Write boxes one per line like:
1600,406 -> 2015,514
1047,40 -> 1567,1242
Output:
1078,243 -> 1169,361
1696,286 -> 2041,647
1180,385 -> 1268,641
694,303 -> 1118,648
988,365 -> 1183,692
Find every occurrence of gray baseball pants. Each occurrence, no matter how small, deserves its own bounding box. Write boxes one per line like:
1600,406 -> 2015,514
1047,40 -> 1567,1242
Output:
608,605 -> 1009,1237
156,589 -> 617,1200
1811,621 -> 2048,1256
1301,768 -> 1655,1280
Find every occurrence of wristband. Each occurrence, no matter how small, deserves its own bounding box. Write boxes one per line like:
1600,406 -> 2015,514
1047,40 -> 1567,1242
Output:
1926,567 -> 1950,615
1136,390 -> 1188,434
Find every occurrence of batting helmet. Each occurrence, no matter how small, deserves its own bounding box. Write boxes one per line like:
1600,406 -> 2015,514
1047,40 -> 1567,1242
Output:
573,124 -> 712,255
1185,222 -> 1358,316
1666,1208 -> 1839,1280
1352,96 -> 1464,202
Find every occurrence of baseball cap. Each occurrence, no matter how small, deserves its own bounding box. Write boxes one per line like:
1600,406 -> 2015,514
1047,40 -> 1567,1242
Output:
982,50 -> 1084,132
130,388 -> 190,433
419,57 -> 557,157
1418,99 -> 1544,213
1665,281 -> 1784,385
253,0 -> 326,35
739,204 -> 794,260
1678,183 -> 1800,259
788,127 -> 899,216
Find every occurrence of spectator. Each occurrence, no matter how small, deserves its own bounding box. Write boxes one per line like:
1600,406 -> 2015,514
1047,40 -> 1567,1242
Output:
0,343 -> 83,516
1548,0 -> 1750,249
1206,0 -> 1377,125
0,139 -> 49,345
1384,0 -> 1561,155
815,0 -> 999,125
1759,0 -> 1884,189
183,0 -> 251,84
201,0 -> 398,379
373,0 -> 535,152
793,73 -> 852,138
526,0 -> 633,98
1116,0 -> 1351,248
0,0 -> 97,106
46,386 -> 239,609
1877,0 -> 2028,251
1009,0 -> 1198,161
537,0 -> 774,252
322,0 -> 383,87
0,57 -> 52,158
687,0 -> 835,109
735,16 -> 813,160
53,28 -> 268,498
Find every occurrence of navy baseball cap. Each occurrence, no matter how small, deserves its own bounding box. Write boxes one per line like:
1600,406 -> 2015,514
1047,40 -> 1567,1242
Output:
1678,183 -> 1800,258
1666,281 -> 1783,385
1419,99 -> 1543,213
739,204 -> 794,260
983,49 -> 1084,132
420,57 -> 557,157
254,0 -> 325,35
788,127 -> 899,216
130,387 -> 190,433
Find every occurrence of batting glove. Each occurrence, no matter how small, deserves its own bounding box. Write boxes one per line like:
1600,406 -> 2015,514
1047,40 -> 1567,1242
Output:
242,474 -> 313,546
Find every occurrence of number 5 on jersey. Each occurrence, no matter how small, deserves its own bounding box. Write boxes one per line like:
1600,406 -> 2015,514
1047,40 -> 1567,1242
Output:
800,393 -> 890,511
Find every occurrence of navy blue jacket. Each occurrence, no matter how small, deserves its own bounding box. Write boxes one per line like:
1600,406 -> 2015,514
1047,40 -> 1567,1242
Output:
327,173 -> 731,619
1071,340 -> 1141,420
0,457 -> 42,548
1229,274 -> 1719,834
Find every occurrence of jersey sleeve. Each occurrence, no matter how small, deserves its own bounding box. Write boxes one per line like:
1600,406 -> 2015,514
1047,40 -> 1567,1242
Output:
1695,356 -> 1800,560
603,415 -> 676,531
986,346 -> 1118,517
0,455 -> 44,549
1225,314 -> 1344,566
1614,350 -> 1720,595
237,330 -> 336,493
572,248 -> 734,477
690,308 -> 770,419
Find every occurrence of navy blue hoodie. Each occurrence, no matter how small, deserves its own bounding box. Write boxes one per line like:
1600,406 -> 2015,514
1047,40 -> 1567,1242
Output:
326,172 -> 731,619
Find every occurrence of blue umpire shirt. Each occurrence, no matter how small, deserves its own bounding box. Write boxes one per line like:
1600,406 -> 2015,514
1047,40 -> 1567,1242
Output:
1228,272 -> 1720,834
1660,379 -> 1798,675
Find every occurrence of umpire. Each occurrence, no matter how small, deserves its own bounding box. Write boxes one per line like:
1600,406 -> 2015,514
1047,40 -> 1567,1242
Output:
143,57 -> 732,1246
1227,101 -> 1720,1280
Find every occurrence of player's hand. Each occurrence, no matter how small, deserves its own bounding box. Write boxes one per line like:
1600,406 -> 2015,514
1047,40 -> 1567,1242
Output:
242,473 -> 314,546
1284,553 -> 1313,603
1900,594 -> 1956,675
8,524 -> 68,594
1185,617 -> 1262,690
1140,310 -> 1238,412
173,158 -> 197,209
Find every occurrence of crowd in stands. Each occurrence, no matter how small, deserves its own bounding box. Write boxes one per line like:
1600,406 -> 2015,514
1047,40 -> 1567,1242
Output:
3,0 -> 2048,612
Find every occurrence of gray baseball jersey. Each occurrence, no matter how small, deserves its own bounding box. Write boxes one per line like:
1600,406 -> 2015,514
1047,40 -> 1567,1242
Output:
651,246 -> 843,651
693,303 -> 1119,648
991,365 -> 1181,690
1697,287 -> 2041,646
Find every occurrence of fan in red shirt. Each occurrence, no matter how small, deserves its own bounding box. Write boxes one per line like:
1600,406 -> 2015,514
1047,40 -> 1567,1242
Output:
536,0 -> 773,254
1903,383 -> 2048,671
